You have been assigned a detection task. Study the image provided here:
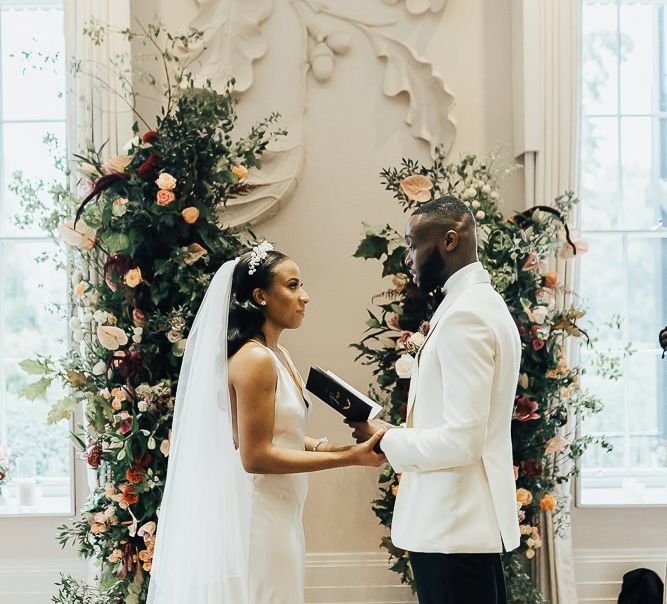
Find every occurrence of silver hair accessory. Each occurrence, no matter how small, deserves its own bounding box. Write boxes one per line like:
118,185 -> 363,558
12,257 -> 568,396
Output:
247,241 -> 274,275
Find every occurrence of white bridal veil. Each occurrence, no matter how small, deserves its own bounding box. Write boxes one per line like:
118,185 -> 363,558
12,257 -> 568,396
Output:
147,258 -> 252,603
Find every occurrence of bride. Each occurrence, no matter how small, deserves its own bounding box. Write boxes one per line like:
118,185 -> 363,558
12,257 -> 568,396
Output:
147,242 -> 386,604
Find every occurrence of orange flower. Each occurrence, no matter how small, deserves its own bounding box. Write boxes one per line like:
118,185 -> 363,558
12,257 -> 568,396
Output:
516,488 -> 533,507
231,165 -> 248,180
544,272 -> 559,288
156,189 -> 176,206
183,243 -> 208,265
125,465 -> 145,484
391,484 -> 399,496
110,484 -> 139,509
124,268 -> 142,288
399,174 -> 433,202
540,493 -> 557,512
182,207 -> 200,224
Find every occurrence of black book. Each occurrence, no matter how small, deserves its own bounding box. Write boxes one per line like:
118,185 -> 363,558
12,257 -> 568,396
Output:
306,366 -> 383,422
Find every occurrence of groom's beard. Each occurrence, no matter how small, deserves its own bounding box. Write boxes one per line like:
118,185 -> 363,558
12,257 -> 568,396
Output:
417,248 -> 446,294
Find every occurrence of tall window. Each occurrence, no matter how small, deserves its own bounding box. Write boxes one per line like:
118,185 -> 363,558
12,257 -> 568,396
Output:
579,0 -> 667,505
0,0 -> 70,515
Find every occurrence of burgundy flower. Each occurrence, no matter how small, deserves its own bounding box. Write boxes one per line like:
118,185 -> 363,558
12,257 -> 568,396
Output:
84,442 -> 102,469
104,253 -> 133,291
514,396 -> 540,421
532,339 -> 545,351
398,403 -> 408,420
112,349 -> 142,381
522,459 -> 543,478
142,130 -> 158,144
518,325 -> 527,337
137,153 -> 161,181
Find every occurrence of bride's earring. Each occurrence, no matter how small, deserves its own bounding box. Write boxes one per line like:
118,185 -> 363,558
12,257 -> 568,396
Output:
259,301 -> 267,306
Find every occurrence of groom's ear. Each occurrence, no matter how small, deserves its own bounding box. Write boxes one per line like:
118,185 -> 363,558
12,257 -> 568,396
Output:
443,229 -> 459,252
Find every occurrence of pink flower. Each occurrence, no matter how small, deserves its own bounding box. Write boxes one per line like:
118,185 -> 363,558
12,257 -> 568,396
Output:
399,174 -> 433,202
559,230 -> 588,260
397,331 -> 413,349
156,190 -> 176,206
385,312 -> 401,330
514,396 -> 540,421
522,252 -> 544,272
117,411 -> 133,435
532,338 -> 545,351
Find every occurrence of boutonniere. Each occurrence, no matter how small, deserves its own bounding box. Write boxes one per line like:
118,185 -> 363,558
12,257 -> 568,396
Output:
396,321 -> 431,354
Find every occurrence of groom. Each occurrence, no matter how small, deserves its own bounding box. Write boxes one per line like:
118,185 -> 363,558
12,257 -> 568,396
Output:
349,196 -> 521,604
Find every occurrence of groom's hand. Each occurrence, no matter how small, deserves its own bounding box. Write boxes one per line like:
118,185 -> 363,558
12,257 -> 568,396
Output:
345,419 -> 394,444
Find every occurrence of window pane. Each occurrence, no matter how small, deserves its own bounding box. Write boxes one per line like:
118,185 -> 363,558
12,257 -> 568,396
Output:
1,7 -> 66,121
627,237 -> 666,347
578,233 -> 624,348
620,5 -> 655,115
1,240 -> 70,512
2,121 -> 66,237
620,117 -> 659,229
580,117 -> 620,230
582,2 -> 618,116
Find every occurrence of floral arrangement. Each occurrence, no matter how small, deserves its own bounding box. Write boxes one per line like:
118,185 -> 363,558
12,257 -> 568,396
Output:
16,21 -> 284,603
0,447 -> 9,488
353,150 -> 614,603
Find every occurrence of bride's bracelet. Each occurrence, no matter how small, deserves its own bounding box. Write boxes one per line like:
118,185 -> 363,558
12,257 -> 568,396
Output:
312,437 -> 329,452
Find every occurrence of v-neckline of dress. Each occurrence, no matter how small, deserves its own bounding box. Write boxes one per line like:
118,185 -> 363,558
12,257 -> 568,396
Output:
250,340 -> 309,408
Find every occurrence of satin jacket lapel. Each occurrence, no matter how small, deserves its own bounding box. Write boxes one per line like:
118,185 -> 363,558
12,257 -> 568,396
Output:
405,268 -> 491,425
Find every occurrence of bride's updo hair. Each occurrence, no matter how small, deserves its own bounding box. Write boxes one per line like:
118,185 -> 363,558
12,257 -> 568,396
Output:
227,248 -> 288,357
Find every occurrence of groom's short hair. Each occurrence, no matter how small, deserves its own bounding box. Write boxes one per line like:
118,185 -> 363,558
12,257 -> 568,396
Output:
412,195 -> 475,227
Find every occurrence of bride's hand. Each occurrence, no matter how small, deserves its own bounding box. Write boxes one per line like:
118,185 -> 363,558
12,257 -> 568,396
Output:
347,429 -> 387,467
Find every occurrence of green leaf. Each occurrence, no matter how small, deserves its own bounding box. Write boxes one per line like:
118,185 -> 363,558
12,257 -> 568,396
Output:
100,231 -> 130,254
354,235 -> 388,260
18,358 -> 49,375
19,376 -> 52,401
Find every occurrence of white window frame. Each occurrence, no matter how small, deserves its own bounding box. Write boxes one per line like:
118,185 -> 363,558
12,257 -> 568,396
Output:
576,0 -> 667,508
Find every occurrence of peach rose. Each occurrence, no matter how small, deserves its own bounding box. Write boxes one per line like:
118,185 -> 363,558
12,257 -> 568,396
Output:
124,268 -> 142,288
182,207 -> 200,224
540,493 -> 557,512
155,172 -> 177,190
101,155 -> 131,175
183,243 -> 207,265
516,488 -> 533,507
231,165 -> 248,180
73,281 -> 88,298
156,189 -> 176,206
399,174 -> 433,202
544,272 -> 559,288
108,549 -> 123,563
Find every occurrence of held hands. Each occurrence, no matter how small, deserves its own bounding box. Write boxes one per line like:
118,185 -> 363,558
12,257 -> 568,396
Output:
345,419 -> 395,444
347,429 -> 387,467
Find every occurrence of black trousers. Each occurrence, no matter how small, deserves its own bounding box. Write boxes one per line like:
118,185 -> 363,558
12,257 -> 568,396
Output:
408,551 -> 507,604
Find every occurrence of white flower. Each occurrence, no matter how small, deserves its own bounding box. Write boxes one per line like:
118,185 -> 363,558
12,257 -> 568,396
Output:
137,401 -> 148,413
519,373 -> 529,389
71,271 -> 83,286
132,327 -> 143,344
80,311 -> 93,324
112,198 -> 128,217
481,184 -> 492,194
96,325 -> 129,351
528,306 -> 549,325
77,162 -> 98,180
544,435 -> 569,455
408,332 -> 426,348
69,316 -> 81,330
72,329 -> 84,343
461,187 -> 477,200
490,191 -> 499,200
92,361 -> 107,376
93,310 -> 109,324
475,210 -> 486,220
101,155 -> 131,174
395,354 -> 415,379
155,172 -> 177,191
160,438 -> 170,457
471,200 -> 481,209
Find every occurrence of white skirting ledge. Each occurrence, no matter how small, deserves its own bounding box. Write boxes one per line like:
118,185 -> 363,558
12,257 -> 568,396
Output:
0,553 -> 415,604
574,548 -> 667,604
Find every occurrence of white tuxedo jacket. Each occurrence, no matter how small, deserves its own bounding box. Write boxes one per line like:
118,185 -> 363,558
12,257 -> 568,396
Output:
380,263 -> 521,554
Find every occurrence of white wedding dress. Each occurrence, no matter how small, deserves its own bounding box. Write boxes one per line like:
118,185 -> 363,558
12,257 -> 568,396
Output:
245,343 -> 309,603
